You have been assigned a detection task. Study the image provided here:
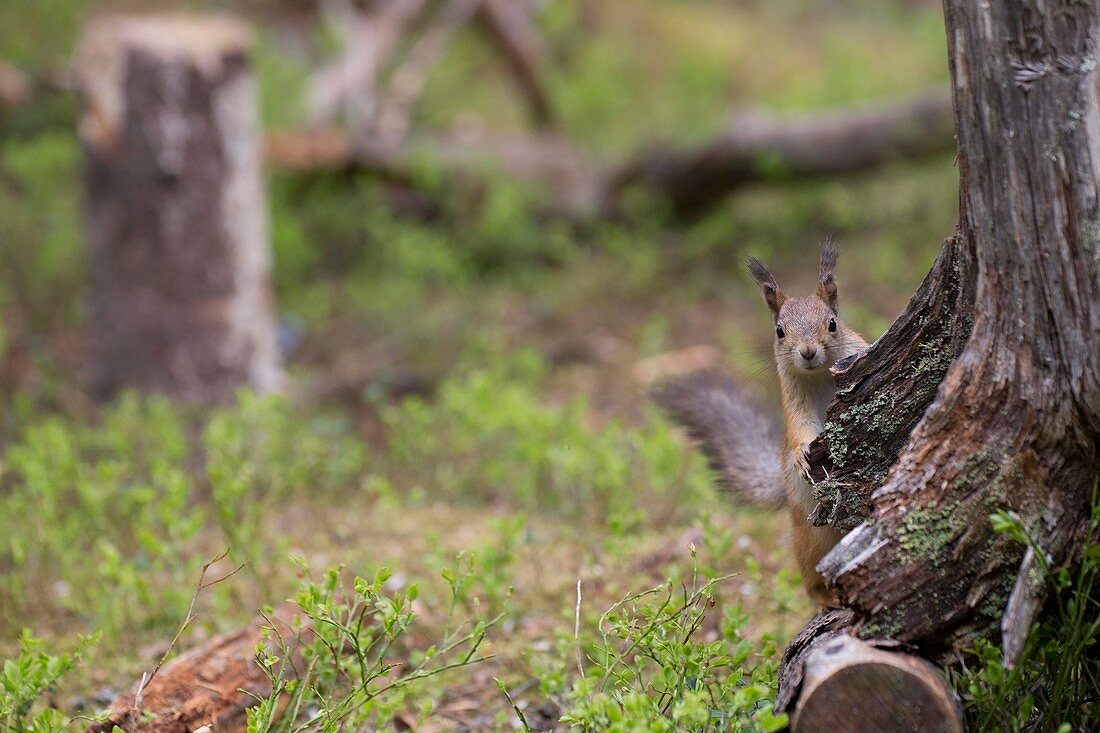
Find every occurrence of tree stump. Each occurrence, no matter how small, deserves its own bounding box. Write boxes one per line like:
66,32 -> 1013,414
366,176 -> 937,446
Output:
77,15 -> 283,403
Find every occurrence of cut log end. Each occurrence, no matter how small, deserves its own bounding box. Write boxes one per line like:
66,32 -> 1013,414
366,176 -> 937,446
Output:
791,636 -> 963,733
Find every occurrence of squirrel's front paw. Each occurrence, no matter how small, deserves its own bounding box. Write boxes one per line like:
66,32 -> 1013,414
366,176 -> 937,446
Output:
794,444 -> 812,478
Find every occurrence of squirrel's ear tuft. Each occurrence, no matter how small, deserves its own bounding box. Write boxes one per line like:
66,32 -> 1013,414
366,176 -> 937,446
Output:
817,238 -> 839,313
746,255 -> 786,319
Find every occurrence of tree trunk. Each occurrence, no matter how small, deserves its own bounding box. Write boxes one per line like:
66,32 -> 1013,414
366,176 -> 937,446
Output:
779,0 -> 1100,724
78,15 -> 283,404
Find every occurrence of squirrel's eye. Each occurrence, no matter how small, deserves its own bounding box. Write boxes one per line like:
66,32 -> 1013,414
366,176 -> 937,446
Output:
776,324 -> 785,339
828,318 -> 837,333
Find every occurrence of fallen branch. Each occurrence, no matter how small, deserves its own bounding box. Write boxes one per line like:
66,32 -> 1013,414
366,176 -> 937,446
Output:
0,61 -> 32,109
602,89 -> 956,219
8,58 -> 951,222
309,0 -> 431,131
368,0 -> 485,154
310,0 -> 556,153
266,89 -> 955,221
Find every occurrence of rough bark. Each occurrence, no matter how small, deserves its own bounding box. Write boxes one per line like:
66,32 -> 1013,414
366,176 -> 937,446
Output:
78,15 -> 283,403
88,608 -> 304,733
779,0 -> 1100,719
805,234 -> 975,532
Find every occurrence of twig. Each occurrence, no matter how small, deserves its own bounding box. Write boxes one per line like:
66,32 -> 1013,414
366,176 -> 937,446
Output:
496,677 -> 534,732
574,578 -> 585,679
474,0 -> 554,127
368,0 -> 484,153
130,550 -> 247,722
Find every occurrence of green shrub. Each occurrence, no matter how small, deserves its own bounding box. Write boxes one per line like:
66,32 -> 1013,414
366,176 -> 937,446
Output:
0,133 -> 82,332
0,392 -> 366,640
381,352 -> 711,525
247,557 -> 501,732
551,553 -> 786,732
0,631 -> 96,733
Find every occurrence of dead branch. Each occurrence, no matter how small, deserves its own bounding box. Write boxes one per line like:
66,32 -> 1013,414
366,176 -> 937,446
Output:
602,89 -> 956,219
309,0 -> 431,130
134,552 -> 247,719
367,0 -> 484,154
474,0 -> 554,127
0,61 -> 32,109
266,89 -> 954,221
310,0 -> 556,154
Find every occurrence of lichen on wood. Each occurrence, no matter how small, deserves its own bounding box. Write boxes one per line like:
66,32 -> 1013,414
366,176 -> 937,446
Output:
806,234 -> 975,532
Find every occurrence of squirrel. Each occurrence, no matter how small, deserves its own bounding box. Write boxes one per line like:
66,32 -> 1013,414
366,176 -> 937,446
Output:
655,241 -> 868,606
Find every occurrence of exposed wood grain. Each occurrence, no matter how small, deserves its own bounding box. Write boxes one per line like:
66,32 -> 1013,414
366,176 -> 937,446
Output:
791,635 -> 963,733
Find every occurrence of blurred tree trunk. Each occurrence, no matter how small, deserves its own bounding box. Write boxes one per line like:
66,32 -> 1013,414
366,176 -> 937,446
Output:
77,15 -> 283,404
779,0 -> 1100,728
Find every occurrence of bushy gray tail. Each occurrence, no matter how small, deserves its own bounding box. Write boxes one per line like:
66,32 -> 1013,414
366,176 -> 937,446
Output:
653,371 -> 786,509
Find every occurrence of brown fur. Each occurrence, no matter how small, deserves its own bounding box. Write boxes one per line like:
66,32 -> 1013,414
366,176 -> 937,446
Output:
750,243 -> 868,606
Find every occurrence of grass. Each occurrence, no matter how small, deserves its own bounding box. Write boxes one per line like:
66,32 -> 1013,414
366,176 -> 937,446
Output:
7,0 -> 1087,731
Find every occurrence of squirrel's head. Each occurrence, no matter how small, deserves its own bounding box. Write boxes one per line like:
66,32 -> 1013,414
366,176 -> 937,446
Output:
747,240 -> 854,376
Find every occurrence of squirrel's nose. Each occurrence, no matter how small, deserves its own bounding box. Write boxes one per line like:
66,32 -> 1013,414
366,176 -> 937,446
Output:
799,345 -> 818,360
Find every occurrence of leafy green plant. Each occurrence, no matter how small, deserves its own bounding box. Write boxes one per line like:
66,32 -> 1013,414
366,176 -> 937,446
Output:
0,392 -> 367,641
382,351 -> 711,526
955,489 -> 1100,732
0,395 -> 202,635
0,630 -> 97,733
246,558 -> 501,732
552,553 -> 786,733
204,392 -> 367,585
